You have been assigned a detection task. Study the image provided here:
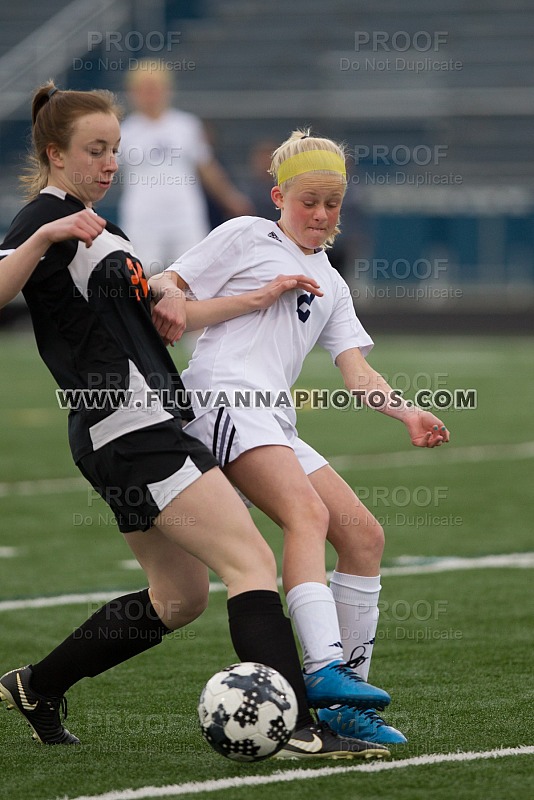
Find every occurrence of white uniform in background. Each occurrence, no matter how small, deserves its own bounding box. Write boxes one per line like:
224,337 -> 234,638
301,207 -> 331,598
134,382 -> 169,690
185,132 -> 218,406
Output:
118,109 -> 213,274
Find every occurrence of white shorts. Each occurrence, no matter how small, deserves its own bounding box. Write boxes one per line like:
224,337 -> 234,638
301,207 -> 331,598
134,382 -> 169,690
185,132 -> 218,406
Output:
184,407 -> 328,476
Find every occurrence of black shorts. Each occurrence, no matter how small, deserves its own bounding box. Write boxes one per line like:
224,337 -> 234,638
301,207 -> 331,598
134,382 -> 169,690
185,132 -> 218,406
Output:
77,419 -> 218,533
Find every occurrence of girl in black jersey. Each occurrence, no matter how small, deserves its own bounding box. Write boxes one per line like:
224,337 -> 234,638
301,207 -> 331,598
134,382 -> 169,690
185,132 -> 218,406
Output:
0,82 -> 390,759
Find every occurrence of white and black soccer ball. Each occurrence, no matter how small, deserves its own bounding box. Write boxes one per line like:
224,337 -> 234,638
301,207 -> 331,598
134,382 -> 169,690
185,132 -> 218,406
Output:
198,662 -> 298,762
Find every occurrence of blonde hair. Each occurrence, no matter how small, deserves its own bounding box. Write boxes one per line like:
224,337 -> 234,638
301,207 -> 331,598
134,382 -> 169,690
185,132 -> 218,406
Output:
22,80 -> 122,199
125,59 -> 173,89
269,128 -> 347,248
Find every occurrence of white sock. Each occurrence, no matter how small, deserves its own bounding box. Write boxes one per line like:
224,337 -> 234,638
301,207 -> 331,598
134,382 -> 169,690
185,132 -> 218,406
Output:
286,582 -> 344,673
330,571 -> 381,681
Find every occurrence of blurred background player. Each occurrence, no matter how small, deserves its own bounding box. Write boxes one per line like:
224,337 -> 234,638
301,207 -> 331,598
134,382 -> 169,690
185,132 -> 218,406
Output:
118,60 -> 253,275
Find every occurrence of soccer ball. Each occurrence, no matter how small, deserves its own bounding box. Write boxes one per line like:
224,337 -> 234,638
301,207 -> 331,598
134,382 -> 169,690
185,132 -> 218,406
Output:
198,662 -> 298,762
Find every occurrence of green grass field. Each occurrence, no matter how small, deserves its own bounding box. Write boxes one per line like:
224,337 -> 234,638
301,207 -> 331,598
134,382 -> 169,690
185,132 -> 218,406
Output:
0,330 -> 533,800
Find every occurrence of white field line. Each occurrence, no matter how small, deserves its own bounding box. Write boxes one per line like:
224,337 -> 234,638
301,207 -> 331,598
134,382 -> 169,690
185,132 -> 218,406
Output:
0,591 -> 128,613
378,551 -> 534,576
120,551 -> 534,575
60,746 -> 534,800
328,440 -> 534,472
1,441 -> 533,500
0,547 -> 18,558
2,553 -> 533,613
0,476 -> 85,498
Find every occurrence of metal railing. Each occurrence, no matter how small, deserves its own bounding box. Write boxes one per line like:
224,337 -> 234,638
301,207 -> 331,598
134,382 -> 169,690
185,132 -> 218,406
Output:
0,0 -> 129,120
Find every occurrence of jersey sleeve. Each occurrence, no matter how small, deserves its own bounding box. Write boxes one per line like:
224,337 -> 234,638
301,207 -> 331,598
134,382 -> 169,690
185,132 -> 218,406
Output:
165,217 -> 257,300
0,199 -> 77,284
316,273 -> 374,362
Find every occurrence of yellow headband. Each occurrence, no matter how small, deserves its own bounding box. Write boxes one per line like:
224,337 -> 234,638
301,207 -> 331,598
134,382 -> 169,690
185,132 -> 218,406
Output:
277,150 -> 346,185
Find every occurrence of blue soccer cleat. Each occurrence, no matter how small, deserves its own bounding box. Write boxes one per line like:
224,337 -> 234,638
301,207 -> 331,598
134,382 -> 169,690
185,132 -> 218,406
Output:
318,705 -> 407,744
303,660 -> 391,710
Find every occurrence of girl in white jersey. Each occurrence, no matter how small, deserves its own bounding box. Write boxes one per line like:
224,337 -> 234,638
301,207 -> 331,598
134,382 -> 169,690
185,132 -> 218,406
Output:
0,90 -> 391,761
155,129 -> 450,746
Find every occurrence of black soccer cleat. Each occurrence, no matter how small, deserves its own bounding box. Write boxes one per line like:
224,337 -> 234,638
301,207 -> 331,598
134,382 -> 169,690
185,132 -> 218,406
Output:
0,665 -> 80,745
272,721 -> 391,760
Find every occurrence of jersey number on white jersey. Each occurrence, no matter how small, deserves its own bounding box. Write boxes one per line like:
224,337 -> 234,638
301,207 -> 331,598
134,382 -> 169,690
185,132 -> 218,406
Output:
297,292 -> 315,323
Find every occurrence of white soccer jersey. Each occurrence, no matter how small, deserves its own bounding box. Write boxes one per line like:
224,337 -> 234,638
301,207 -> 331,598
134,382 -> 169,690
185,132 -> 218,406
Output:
167,216 -> 373,426
118,109 -> 212,257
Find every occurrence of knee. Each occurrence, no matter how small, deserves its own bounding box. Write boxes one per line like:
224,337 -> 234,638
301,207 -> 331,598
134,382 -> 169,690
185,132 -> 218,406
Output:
352,512 -> 384,557
366,517 -> 385,557
314,497 -> 331,535
331,509 -> 385,559
252,538 -> 278,581
178,592 -> 210,627
150,587 -> 209,631
166,595 -> 208,630
221,533 -> 278,591
287,494 -> 330,538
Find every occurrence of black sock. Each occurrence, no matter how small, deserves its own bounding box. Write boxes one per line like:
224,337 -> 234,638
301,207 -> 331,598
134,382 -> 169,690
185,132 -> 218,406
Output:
30,589 -> 169,698
227,589 -> 314,729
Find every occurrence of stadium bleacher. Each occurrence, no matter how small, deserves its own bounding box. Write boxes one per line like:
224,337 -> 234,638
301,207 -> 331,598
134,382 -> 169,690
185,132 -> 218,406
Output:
1,0 -> 533,322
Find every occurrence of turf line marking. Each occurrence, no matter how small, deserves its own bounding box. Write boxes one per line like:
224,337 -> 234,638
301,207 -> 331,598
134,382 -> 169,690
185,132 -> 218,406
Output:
0,592 -> 125,612
0,476 -> 85,498
379,551 -> 534,576
2,552 -> 533,613
61,746 -> 534,800
1,441 -> 533,499
119,551 -> 534,575
329,440 -> 534,472
0,547 -> 18,558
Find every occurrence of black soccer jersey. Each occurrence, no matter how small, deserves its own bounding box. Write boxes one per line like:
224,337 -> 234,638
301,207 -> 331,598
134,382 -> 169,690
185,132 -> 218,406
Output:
0,187 -> 193,462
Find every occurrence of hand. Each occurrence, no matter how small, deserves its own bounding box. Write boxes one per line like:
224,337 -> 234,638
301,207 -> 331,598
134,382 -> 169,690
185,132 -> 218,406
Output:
404,408 -> 450,448
252,274 -> 324,310
151,291 -> 187,346
41,210 -> 106,249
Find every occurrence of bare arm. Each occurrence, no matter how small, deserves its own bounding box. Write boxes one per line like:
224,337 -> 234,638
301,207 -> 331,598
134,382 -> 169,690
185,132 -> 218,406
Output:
197,159 -> 254,217
0,210 -> 106,309
149,270 -> 323,346
335,347 -> 450,448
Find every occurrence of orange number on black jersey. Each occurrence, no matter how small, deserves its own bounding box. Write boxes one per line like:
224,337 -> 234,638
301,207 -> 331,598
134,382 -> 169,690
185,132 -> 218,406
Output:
126,257 -> 149,302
